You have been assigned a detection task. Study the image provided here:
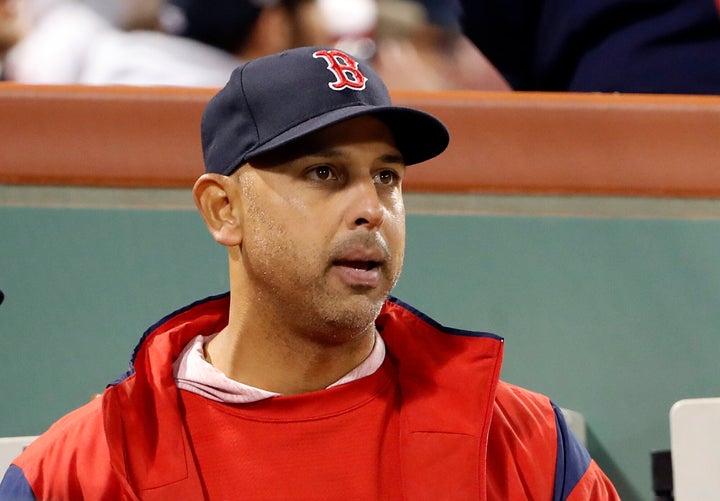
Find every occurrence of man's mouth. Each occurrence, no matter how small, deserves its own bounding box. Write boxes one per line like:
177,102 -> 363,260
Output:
329,235 -> 391,289
330,254 -> 385,288
333,260 -> 381,272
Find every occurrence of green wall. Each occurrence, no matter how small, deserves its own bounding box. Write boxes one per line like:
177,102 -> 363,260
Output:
1,203 -> 719,500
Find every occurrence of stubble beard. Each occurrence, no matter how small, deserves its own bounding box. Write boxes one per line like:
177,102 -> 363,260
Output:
242,232 -> 403,346
250,250 -> 402,346
239,181 -> 404,345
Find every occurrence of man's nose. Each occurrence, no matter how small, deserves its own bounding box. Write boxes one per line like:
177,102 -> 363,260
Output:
345,180 -> 385,230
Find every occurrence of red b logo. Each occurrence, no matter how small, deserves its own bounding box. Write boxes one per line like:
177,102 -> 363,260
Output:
313,49 -> 368,91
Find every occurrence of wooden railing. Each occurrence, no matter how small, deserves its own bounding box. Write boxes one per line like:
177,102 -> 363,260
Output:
1,84 -> 720,197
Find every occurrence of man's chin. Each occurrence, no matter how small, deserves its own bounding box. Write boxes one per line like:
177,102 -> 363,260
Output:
345,287 -> 390,313
311,294 -> 387,338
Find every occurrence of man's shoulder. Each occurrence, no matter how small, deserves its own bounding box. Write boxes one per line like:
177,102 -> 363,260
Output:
19,395 -> 105,459
495,380 -> 554,412
491,381 -> 559,451
486,382 -> 563,496
8,394 -> 118,498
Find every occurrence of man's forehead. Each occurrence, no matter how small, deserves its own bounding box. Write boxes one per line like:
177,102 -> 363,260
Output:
248,116 -> 402,167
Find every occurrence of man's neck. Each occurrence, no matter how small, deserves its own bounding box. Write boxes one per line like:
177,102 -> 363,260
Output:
203,322 -> 377,395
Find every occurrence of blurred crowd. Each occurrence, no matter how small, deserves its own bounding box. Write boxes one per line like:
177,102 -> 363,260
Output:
1,0 -> 719,93
0,0 -> 510,90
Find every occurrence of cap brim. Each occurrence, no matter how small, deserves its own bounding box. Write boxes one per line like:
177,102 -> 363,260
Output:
245,104 -> 449,166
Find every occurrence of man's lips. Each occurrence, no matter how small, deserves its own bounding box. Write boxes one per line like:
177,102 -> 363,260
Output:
332,259 -> 382,271
330,249 -> 387,287
333,247 -> 385,267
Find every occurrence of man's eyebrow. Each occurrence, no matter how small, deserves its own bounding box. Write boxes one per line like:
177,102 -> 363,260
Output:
379,153 -> 405,165
302,147 -> 345,159
303,149 -> 405,165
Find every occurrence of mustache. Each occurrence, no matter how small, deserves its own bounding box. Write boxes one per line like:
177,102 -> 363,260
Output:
329,232 -> 392,264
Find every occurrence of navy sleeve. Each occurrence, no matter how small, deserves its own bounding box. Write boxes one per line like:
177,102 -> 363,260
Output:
551,402 -> 592,501
0,465 -> 36,501
460,0 -> 720,94
459,0 -> 541,90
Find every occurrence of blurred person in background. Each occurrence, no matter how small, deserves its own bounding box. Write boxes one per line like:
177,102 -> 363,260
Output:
83,0 -> 163,30
0,0 -> 22,79
459,0 -> 720,94
4,0 -> 333,86
5,0 -> 510,91
273,0 -> 509,90
370,0 -> 509,90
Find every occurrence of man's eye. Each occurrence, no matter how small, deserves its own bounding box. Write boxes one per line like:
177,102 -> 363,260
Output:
375,170 -> 399,186
307,165 -> 337,181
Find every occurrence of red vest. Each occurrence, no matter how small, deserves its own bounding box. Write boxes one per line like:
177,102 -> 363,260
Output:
7,294 -> 619,500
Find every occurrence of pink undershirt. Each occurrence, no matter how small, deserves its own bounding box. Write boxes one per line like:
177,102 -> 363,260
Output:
173,333 -> 386,403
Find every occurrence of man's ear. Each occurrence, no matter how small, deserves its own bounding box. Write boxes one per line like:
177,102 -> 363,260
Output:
193,173 -> 243,247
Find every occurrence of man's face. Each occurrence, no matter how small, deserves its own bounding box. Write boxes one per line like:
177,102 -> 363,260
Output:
232,115 -> 406,342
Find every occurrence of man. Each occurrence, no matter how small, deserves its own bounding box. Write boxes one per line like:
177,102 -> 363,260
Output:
0,47 -> 619,499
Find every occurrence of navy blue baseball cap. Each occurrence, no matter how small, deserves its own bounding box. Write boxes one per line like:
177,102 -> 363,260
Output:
201,46 -> 450,175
